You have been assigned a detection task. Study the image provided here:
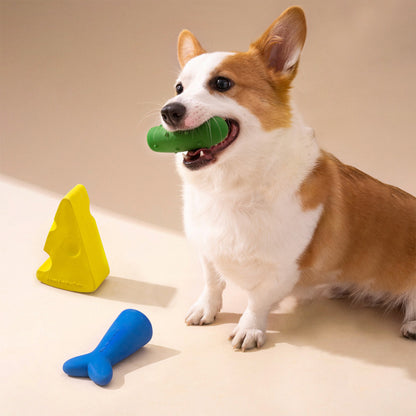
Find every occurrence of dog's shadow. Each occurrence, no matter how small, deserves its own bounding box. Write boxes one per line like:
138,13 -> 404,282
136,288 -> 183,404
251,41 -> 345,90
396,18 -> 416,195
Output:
214,299 -> 416,380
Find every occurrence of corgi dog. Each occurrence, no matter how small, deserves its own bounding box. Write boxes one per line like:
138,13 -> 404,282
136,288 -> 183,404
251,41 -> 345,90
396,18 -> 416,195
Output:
160,6 -> 416,350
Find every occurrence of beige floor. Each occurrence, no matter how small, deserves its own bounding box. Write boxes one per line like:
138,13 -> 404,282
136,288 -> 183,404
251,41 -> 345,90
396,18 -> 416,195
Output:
2,175 -> 416,416
1,0 -> 415,231
1,1 -> 416,415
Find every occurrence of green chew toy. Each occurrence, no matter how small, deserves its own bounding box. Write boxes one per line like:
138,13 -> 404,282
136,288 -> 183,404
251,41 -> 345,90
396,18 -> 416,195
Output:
147,116 -> 229,153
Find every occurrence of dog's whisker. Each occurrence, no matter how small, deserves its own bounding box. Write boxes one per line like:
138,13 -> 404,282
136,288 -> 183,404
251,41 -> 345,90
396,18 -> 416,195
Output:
140,110 -> 160,120
135,100 -> 166,107
136,109 -> 162,128
207,120 -> 214,147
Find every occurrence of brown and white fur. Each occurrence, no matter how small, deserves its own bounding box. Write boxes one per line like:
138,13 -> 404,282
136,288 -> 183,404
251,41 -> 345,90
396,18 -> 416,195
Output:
160,6 -> 416,350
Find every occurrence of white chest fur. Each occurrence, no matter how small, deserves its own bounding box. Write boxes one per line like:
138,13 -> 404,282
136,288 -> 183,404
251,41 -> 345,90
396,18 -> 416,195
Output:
180,123 -> 323,291
183,183 -> 322,291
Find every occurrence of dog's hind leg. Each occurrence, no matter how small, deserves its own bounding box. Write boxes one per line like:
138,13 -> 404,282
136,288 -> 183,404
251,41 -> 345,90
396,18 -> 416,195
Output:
185,257 -> 225,326
400,290 -> 416,340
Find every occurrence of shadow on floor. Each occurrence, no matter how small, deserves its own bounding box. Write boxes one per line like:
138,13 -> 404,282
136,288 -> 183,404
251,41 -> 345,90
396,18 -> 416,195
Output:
64,344 -> 181,389
91,276 -> 177,307
214,299 -> 416,380
107,344 -> 181,389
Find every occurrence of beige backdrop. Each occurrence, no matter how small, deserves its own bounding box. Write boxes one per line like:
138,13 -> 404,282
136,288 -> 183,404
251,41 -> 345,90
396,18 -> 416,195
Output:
1,0 -> 415,231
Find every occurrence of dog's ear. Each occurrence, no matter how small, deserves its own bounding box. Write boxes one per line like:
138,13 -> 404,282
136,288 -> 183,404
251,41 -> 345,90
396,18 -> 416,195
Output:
177,30 -> 206,68
251,6 -> 306,76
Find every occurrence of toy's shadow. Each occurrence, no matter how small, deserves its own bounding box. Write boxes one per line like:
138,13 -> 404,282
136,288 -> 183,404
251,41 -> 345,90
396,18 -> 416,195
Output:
107,344 -> 180,389
91,276 -> 177,307
215,299 -> 416,380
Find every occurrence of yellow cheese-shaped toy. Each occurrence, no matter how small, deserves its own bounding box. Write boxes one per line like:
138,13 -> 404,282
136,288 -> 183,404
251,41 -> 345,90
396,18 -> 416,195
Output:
37,184 -> 109,292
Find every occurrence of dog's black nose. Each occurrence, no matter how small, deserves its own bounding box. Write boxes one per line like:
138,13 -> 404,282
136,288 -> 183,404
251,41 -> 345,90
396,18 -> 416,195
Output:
161,103 -> 186,127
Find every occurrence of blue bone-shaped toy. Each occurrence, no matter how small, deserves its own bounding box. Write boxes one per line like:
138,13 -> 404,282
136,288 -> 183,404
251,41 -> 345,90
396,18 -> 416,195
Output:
63,309 -> 153,386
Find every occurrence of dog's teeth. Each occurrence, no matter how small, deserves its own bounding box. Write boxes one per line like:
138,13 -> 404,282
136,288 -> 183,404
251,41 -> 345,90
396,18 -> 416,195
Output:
200,150 -> 205,157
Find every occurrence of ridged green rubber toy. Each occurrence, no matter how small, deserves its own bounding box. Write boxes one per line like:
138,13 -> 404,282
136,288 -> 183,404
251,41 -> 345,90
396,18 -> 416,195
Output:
147,117 -> 229,153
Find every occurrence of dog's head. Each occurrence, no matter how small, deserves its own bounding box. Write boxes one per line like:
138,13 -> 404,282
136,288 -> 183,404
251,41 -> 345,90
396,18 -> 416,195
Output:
161,6 -> 306,174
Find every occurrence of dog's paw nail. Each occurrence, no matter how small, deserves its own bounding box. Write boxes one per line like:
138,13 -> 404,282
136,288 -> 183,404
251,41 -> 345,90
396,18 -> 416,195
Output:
230,327 -> 266,351
185,302 -> 218,326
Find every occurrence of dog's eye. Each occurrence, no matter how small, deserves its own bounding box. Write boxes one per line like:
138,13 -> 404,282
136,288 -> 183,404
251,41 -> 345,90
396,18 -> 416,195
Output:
176,83 -> 184,95
212,77 -> 234,92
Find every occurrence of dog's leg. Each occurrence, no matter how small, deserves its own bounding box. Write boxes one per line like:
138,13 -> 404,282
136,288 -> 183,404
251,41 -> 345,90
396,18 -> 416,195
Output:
185,257 -> 225,325
401,290 -> 416,340
230,275 -> 296,351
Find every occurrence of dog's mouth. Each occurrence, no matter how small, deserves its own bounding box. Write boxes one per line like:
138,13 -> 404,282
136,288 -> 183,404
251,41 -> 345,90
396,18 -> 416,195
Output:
183,119 -> 240,171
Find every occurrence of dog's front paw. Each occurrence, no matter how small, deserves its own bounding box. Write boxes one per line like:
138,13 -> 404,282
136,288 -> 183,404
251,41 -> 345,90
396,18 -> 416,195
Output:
229,326 -> 266,351
185,296 -> 222,326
